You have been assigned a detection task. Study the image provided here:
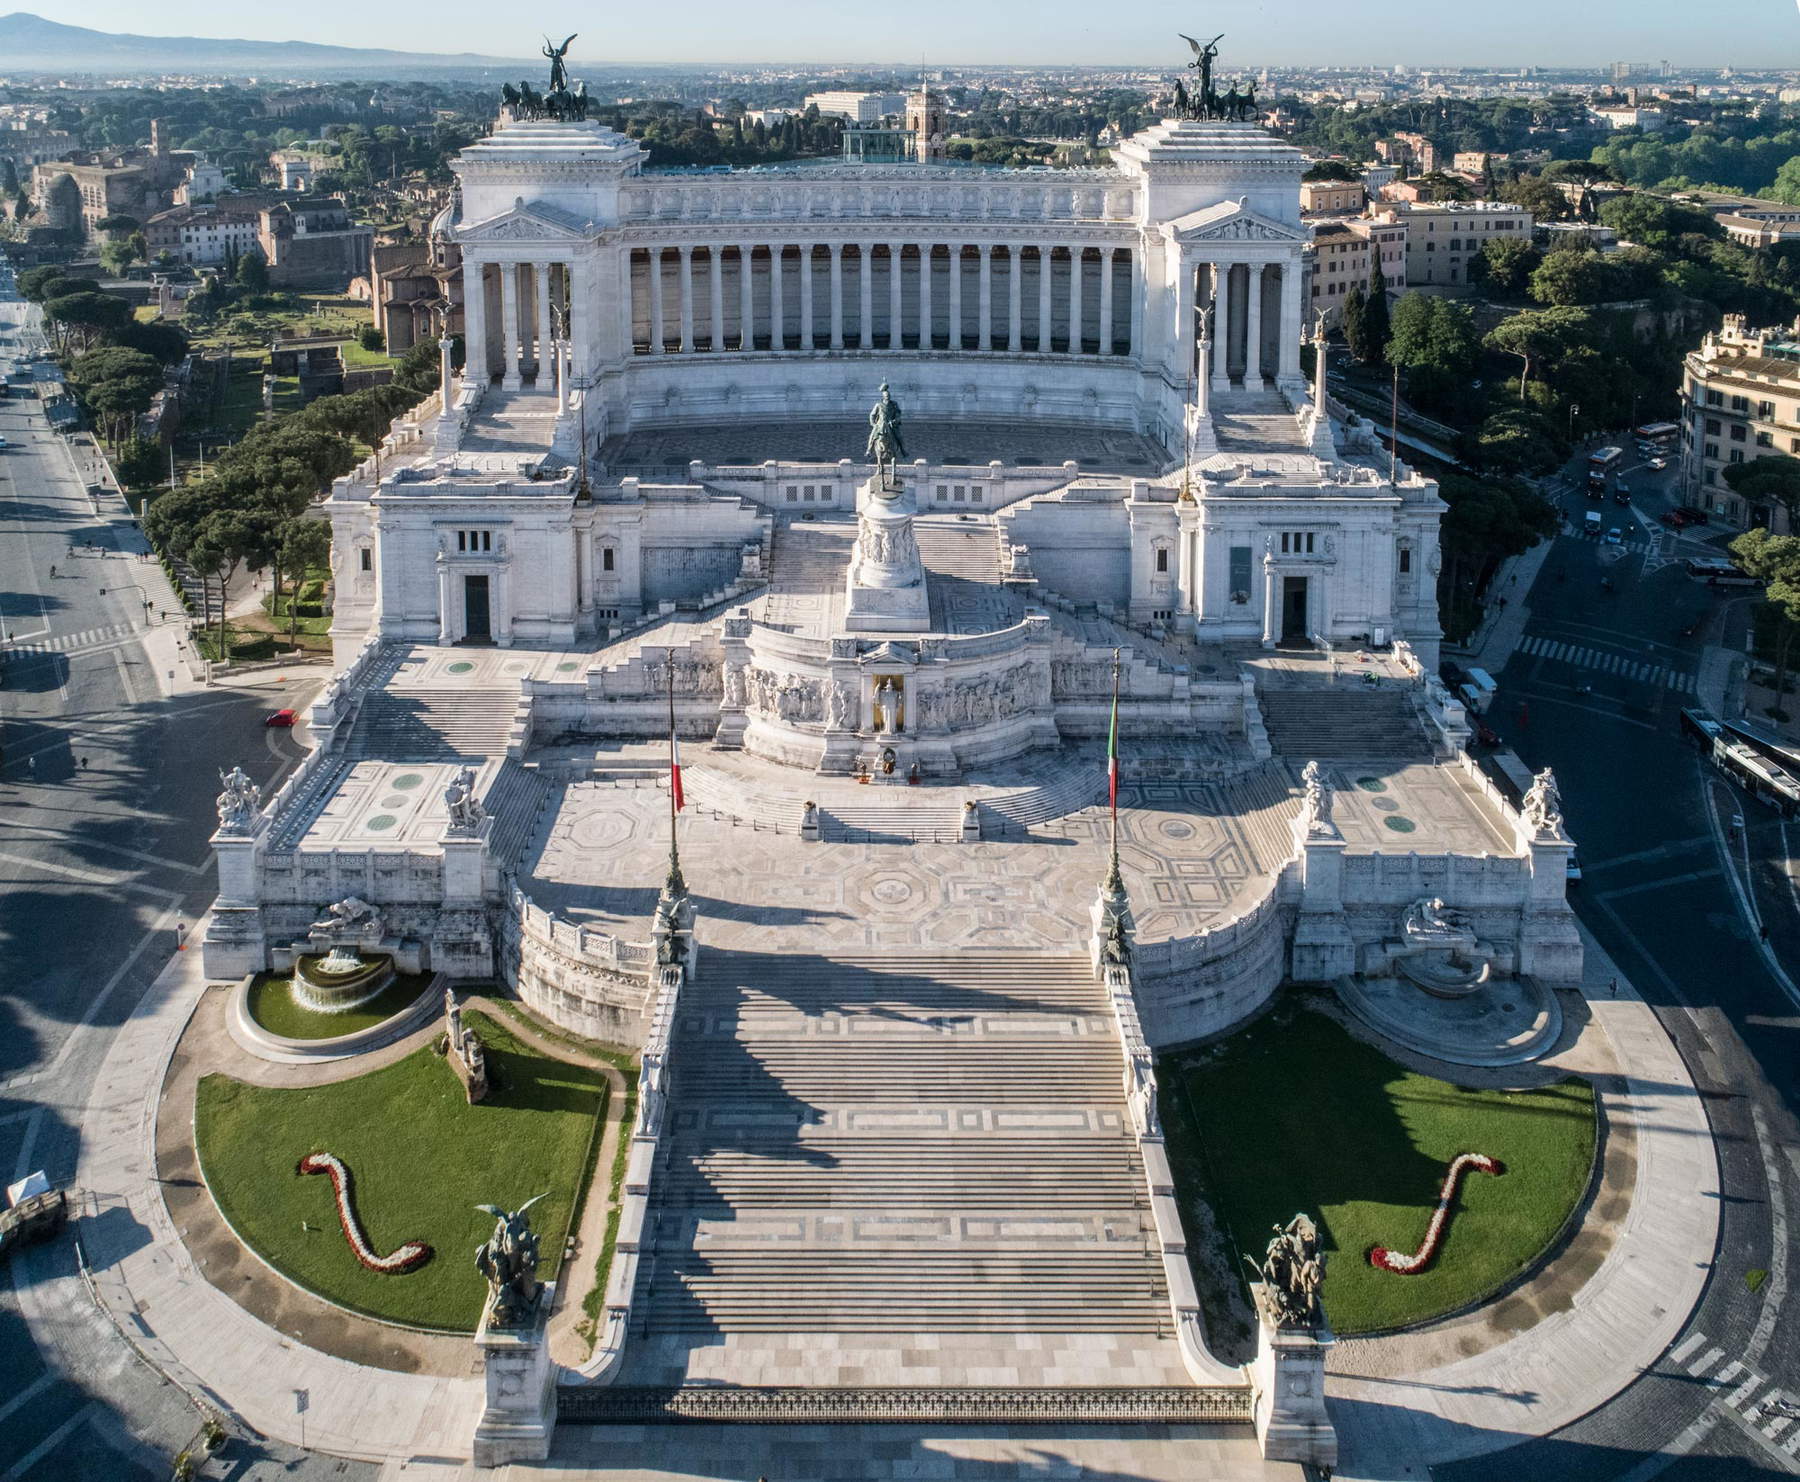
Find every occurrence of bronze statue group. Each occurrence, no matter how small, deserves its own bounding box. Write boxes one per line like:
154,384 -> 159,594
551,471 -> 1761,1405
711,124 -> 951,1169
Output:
1175,32 -> 1260,122
502,34 -> 591,123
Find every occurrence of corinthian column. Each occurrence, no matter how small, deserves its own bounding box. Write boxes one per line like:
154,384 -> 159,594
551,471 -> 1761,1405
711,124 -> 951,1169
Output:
648,248 -> 665,354
1245,262 -> 1264,384
919,245 -> 934,349
533,261 -> 551,379
888,243 -> 904,349
709,246 -> 726,352
1099,246 -> 1116,356
1008,246 -> 1023,353
978,244 -> 993,351
1212,262 -> 1233,392
770,245 -> 786,350
738,243 -> 755,349
499,262 -> 520,389
1068,244 -> 1085,354
678,246 -> 695,354
859,243 -> 874,350
799,244 -> 815,350
1037,246 -> 1054,352
948,243 -> 963,350
829,242 -> 845,350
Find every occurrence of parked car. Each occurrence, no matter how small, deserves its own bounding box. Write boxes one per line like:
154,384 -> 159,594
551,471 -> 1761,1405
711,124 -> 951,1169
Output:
1565,850 -> 1583,884
1613,485 -> 1632,505
262,708 -> 298,728
1604,527 -> 1624,545
1648,456 -> 1668,470
1674,505 -> 1711,524
1661,509 -> 1695,529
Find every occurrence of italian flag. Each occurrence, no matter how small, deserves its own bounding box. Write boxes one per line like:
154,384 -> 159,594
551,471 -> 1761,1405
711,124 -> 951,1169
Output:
1107,683 -> 1120,814
671,731 -> 685,812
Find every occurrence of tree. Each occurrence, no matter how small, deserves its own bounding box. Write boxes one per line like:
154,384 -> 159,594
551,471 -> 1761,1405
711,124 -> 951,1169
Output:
1303,159 -> 1361,182
108,318 -> 190,365
17,265 -> 68,302
1498,174 -> 1568,221
1436,472 -> 1559,640
1724,454 -> 1800,530
1468,236 -> 1542,298
1358,257 -> 1391,365
1341,281 -> 1369,363
236,249 -> 270,294
358,325 -> 384,352
1598,193 -> 1720,251
1387,293 -> 1478,411
1730,529 -> 1800,721
114,436 -> 166,490
1468,406 -> 1562,475
1485,306 -> 1594,397
1528,248 -> 1613,306
277,516 -> 332,642
71,346 -> 163,444
43,289 -> 132,352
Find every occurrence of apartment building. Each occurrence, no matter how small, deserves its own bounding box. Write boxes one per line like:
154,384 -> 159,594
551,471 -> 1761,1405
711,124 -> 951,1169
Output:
1681,314 -> 1800,533
1385,199 -> 1532,287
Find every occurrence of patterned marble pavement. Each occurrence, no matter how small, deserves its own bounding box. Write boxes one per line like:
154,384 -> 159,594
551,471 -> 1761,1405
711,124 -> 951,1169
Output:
513,752 -> 1513,952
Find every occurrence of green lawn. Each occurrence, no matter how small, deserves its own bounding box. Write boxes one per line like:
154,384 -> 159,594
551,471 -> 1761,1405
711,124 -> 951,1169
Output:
195,1011 -> 607,1330
244,970 -> 432,1041
1165,1006 -> 1596,1335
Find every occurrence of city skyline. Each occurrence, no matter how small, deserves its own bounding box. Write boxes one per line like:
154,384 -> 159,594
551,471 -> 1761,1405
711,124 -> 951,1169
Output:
17,0 -> 1800,71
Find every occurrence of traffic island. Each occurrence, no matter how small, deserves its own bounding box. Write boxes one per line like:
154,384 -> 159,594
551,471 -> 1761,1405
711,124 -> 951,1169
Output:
1163,1002 -> 1597,1338
194,1010 -> 608,1332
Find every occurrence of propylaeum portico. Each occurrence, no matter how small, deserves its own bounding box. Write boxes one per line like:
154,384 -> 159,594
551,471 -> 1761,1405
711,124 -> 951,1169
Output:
444,115 -> 1310,447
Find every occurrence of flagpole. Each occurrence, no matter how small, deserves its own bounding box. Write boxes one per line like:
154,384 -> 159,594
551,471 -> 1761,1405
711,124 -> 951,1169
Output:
1107,647 -> 1122,891
666,654 -> 685,894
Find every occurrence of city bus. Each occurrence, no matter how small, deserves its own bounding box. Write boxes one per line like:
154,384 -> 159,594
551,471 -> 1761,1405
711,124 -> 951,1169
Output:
1587,446 -> 1623,493
1634,422 -> 1679,449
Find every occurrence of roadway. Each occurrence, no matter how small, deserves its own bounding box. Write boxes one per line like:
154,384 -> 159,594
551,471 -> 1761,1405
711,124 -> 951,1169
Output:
0,280 -> 367,1480
1442,446 -> 1800,1481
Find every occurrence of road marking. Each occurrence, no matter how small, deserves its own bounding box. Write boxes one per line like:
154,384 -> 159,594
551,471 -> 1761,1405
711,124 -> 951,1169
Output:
1728,1372 -> 1765,1408
1600,869 -> 1724,898
1688,1346 -> 1726,1377
1670,1332 -> 1707,1365
1712,1360 -> 1744,1389
0,1372 -> 55,1433
1,1400 -> 97,1481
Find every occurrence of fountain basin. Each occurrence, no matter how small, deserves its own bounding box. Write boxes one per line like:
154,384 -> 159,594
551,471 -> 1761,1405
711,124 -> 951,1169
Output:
292,951 -> 396,1013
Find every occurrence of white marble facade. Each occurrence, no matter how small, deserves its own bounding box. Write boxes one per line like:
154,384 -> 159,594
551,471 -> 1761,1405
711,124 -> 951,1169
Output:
324,110 -> 1443,669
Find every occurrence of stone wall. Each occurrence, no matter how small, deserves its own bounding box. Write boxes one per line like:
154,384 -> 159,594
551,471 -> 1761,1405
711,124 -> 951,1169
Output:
499,890 -> 655,1044
1132,879 -> 1297,1048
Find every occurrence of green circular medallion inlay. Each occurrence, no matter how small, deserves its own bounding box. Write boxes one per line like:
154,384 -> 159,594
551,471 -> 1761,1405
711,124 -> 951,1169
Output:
382,794 -> 409,808
365,814 -> 398,831
1382,815 -> 1417,834
391,773 -> 425,790
1356,776 -> 1388,793
557,662 -> 578,672
447,661 -> 476,674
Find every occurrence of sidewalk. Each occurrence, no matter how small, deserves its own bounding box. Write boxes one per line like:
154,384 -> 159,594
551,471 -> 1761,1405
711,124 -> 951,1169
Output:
1328,926 -> 1720,1478
28,910 -> 482,1464
1456,527 -> 1559,676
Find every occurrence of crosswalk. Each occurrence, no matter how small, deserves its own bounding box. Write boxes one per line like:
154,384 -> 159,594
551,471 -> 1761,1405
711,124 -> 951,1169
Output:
4,621 -> 142,660
1514,634 -> 1696,693
1669,1329 -> 1800,1463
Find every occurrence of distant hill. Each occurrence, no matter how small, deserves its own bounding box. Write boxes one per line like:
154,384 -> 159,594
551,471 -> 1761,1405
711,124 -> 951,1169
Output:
0,11 -> 530,77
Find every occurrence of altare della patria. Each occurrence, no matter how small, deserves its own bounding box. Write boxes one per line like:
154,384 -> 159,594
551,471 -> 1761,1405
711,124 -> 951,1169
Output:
168,31 -> 1593,1477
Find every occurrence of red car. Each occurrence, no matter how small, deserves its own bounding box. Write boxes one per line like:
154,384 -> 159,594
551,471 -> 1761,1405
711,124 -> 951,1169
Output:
262,708 -> 298,728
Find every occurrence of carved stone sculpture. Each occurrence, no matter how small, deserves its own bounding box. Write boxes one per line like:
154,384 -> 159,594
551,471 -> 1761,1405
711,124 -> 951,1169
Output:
475,1195 -> 546,1328
215,766 -> 261,834
1301,759 -> 1335,836
311,896 -> 379,935
722,662 -> 746,708
1403,895 -> 1472,941
1246,1213 -> 1326,1328
1522,767 -> 1564,836
826,680 -> 853,731
444,764 -> 485,831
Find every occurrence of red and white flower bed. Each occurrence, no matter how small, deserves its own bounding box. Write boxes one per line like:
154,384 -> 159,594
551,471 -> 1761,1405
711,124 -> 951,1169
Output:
1368,1152 -> 1506,1274
296,1152 -> 433,1274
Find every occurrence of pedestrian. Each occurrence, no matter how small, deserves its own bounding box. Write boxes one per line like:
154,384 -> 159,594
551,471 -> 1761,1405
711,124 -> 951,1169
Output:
47,564 -> 55,579
78,756 -> 87,770
25,756 -> 34,779
1609,976 -> 1617,998
1760,924 -> 1770,944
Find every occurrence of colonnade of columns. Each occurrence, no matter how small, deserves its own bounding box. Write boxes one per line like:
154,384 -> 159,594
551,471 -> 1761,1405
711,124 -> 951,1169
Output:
462,260 -> 570,390
1186,257 -> 1303,390
629,243 -> 1135,358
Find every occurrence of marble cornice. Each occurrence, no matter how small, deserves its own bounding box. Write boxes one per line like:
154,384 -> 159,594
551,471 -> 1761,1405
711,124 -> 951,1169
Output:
613,224 -> 1141,248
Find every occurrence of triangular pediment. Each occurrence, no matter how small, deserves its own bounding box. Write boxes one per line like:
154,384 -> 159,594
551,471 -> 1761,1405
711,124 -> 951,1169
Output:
1166,199 -> 1307,244
859,641 -> 917,665
458,199 -> 593,243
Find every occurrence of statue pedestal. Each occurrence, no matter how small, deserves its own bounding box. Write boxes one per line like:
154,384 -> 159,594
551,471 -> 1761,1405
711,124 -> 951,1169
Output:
472,1283 -> 556,1468
1248,1289 -> 1337,1469
844,475 -> 930,634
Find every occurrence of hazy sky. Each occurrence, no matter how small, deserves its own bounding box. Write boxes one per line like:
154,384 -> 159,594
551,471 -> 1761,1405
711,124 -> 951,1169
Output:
30,0 -> 1800,68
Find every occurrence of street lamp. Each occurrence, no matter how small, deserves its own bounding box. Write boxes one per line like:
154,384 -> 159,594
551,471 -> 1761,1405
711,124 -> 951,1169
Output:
1568,401 -> 1580,443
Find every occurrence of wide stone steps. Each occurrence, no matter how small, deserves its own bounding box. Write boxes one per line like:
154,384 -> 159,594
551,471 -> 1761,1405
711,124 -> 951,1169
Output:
819,801 -> 967,841
1212,762 -> 1299,876
481,759 -> 553,871
642,950 -> 1169,1339
346,687 -> 519,760
1255,686 -> 1432,760
913,519 -> 1001,583
642,1252 -> 1169,1333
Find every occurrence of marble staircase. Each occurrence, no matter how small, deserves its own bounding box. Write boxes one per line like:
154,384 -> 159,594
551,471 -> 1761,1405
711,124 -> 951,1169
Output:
344,687 -> 521,760
638,951 -> 1173,1340
1256,686 -> 1433,760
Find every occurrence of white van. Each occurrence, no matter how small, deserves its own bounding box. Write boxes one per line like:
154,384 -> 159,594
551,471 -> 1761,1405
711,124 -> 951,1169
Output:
1463,667 -> 1498,714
